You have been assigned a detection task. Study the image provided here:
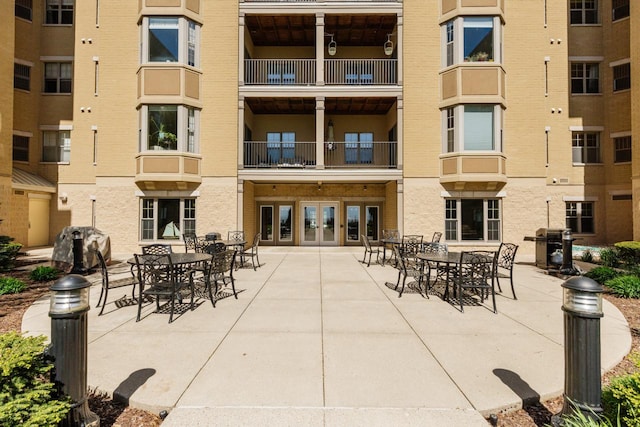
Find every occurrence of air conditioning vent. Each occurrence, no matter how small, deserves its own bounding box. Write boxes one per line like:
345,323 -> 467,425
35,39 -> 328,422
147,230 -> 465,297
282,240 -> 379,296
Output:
559,178 -> 569,184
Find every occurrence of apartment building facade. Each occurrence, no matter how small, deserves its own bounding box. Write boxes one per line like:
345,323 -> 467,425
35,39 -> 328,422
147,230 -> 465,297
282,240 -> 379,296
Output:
2,0 -> 636,256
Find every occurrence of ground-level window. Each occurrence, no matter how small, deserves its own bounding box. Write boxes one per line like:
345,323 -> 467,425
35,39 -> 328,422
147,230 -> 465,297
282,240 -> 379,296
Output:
346,206 -> 360,242
279,205 -> 292,241
366,206 -> 379,241
261,205 -> 274,242
566,202 -> 594,234
444,199 -> 501,242
42,130 -> 70,162
140,198 -> 196,241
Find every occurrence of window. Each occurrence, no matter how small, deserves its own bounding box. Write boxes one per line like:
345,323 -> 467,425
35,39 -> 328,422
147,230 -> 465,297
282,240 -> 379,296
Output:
345,132 -> 373,164
464,105 -> 494,150
44,62 -> 72,93
613,63 -> 630,92
446,107 -> 455,153
612,0 -> 629,21
444,199 -> 501,242
570,0 -> 598,24
143,17 -> 201,66
614,136 -> 631,163
42,130 -> 70,162
346,206 -> 360,242
441,17 -> 501,66
45,0 -> 73,25
566,202 -> 594,233
445,21 -> 454,66
143,105 -> 199,152
261,205 -> 274,241
442,105 -> 502,153
266,132 -> 295,164
14,63 -> 30,91
366,206 -> 379,241
13,135 -> 29,162
140,198 -> 196,241
572,132 -> 601,163
15,0 -> 32,20
279,205 -> 293,241
464,17 -> 494,62
571,63 -> 599,94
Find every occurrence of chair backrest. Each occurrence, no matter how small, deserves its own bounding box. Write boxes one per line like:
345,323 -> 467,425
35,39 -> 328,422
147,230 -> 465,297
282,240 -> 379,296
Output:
251,232 -> 260,248
212,249 -> 235,276
183,233 -> 197,253
94,248 -> 109,288
228,230 -> 245,242
204,241 -> 227,254
497,243 -> 519,270
392,245 -> 406,272
431,232 -> 443,243
402,235 -> 423,255
458,251 -> 496,284
382,229 -> 400,240
142,243 -> 173,255
423,242 -> 448,255
361,234 -> 372,251
134,253 -> 174,287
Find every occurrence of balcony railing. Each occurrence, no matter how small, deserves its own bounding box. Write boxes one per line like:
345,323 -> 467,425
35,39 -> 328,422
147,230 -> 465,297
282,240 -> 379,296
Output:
325,141 -> 397,168
245,59 -> 316,85
244,141 -> 317,168
325,59 -> 397,85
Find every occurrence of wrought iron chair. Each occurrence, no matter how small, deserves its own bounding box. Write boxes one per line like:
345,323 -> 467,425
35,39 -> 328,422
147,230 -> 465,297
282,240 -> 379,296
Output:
141,243 -> 173,255
183,233 -> 198,253
401,235 -> 423,257
379,229 -> 400,265
393,245 -> 429,298
239,233 -> 261,271
228,230 -> 246,265
204,241 -> 226,254
431,232 -> 443,243
94,249 -> 137,315
495,243 -> 519,299
134,253 -> 194,323
451,251 -> 498,313
421,242 -> 449,287
360,234 -> 381,267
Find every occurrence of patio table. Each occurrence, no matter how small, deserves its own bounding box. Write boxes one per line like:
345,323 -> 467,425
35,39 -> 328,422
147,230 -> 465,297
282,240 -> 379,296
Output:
415,251 -> 463,301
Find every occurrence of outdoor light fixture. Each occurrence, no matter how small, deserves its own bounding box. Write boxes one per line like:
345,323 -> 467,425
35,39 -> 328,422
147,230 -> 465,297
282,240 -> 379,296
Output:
384,34 -> 394,56
363,185 -> 368,191
327,34 -> 337,56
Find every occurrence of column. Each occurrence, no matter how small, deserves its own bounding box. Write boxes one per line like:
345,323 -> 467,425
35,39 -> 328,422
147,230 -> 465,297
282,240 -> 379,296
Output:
238,13 -> 245,86
316,97 -> 325,169
316,13 -> 325,86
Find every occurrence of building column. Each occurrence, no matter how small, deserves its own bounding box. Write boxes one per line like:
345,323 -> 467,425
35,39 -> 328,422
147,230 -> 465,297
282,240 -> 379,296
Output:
316,97 -> 325,169
237,179 -> 244,231
238,95 -> 245,169
238,13 -> 245,86
316,13 -> 325,86
397,13 -> 403,86
397,96 -> 403,169
397,179 -> 404,235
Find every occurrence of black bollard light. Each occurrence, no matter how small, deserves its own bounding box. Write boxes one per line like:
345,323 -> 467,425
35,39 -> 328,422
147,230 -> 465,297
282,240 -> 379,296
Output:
552,276 -> 604,426
70,230 -> 88,275
49,275 -> 100,427
561,229 -> 577,275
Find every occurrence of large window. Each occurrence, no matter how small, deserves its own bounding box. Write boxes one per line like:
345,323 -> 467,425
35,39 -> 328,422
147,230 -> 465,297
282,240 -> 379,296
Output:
15,0 -> 32,20
571,63 -> 599,94
570,0 -> 598,24
442,105 -> 502,153
441,17 -> 501,66
464,18 -> 494,62
612,0 -> 629,21
446,107 -> 455,152
444,199 -> 501,242
14,63 -> 30,91
279,205 -> 293,242
366,206 -> 379,241
345,132 -> 373,164
613,62 -> 630,92
140,198 -> 196,241
44,62 -> 72,93
566,202 -> 594,234
572,132 -> 601,163
614,136 -> 631,163
143,17 -> 201,67
45,0 -> 73,25
13,135 -> 29,162
143,105 -> 199,152
346,206 -> 360,242
267,132 -> 295,164
42,130 -> 70,162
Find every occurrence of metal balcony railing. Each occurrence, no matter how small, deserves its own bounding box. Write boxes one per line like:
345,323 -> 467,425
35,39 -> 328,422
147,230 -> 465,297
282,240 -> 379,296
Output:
244,59 -> 316,85
243,141 -> 317,168
325,59 -> 397,85
324,141 -> 398,168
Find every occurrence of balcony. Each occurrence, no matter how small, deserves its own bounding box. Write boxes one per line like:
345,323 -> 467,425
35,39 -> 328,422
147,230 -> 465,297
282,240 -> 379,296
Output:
135,152 -> 202,188
439,152 -> 507,189
245,59 -> 316,85
325,59 -> 397,85
243,141 -> 316,168
325,141 -> 397,168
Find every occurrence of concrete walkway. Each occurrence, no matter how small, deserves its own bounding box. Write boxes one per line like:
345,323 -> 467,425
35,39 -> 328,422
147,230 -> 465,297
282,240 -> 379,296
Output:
21,247 -> 631,426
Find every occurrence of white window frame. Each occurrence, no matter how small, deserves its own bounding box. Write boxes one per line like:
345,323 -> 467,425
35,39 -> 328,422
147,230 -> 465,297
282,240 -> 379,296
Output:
41,128 -> 71,163
440,16 -> 502,67
346,205 -> 361,243
139,198 -> 196,241
139,105 -> 200,153
140,16 -> 201,67
571,130 -> 601,164
441,105 -> 503,153
279,205 -> 293,242
444,198 -> 501,242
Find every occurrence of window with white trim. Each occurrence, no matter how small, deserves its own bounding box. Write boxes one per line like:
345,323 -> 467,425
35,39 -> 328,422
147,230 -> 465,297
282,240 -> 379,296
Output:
279,205 -> 293,242
42,130 -> 70,162
140,198 -> 196,241
346,205 -> 360,242
14,63 -> 30,91
613,63 -> 630,92
444,199 -> 501,242
570,0 -> 598,24
446,107 -> 455,153
142,105 -> 199,152
441,17 -> 502,67
45,0 -> 73,25
44,62 -> 72,93
614,136 -> 631,163
612,0 -> 629,21
572,132 -> 601,163
15,0 -> 32,21
442,105 -> 503,153
571,63 -> 599,94
566,202 -> 594,233
345,132 -> 373,164
13,135 -> 29,162
142,16 -> 201,67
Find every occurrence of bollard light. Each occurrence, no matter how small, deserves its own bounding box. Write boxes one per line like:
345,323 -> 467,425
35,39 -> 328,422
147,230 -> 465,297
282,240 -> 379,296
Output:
49,275 -> 100,427
552,276 -> 604,426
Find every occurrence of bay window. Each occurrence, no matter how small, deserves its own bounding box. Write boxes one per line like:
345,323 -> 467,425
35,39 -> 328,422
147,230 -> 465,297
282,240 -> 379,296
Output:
142,105 -> 199,152
142,17 -> 201,67
445,199 -> 501,242
441,17 -> 502,67
140,198 -> 196,241
442,105 -> 502,153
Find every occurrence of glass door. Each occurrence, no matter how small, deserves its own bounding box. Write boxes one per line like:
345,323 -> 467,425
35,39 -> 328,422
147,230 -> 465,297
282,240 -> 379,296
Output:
300,202 -> 339,245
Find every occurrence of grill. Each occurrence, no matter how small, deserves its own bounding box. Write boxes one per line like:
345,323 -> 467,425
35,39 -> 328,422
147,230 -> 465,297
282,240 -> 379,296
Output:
525,228 -> 569,270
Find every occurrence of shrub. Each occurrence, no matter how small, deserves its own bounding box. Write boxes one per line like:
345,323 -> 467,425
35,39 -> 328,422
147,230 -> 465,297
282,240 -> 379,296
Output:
615,241 -> 640,268
29,266 -> 60,282
605,275 -> 640,299
585,266 -> 622,285
0,236 -> 23,272
600,248 -> 620,269
0,277 -> 26,295
602,353 -> 640,427
0,332 -> 70,426
553,398 -> 618,427
581,250 -> 594,263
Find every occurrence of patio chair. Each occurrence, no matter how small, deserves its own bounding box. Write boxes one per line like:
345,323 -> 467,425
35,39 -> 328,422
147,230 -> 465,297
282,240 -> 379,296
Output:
421,242 -> 449,286
495,243 -> 519,299
393,245 -> 429,298
204,241 -> 226,254
183,233 -> 198,253
451,251 -> 498,313
379,229 -> 400,266
360,234 -> 381,267
239,233 -> 261,271
94,248 -> 137,315
228,230 -> 246,263
431,232 -> 443,243
141,243 -> 173,255
401,235 -> 423,256
135,253 -> 194,323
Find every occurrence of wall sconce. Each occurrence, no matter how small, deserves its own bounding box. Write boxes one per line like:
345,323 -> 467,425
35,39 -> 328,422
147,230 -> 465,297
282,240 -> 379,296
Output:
59,193 -> 68,203
384,34 -> 394,56
363,185 -> 368,192
327,34 -> 337,56
272,185 -> 276,191
317,181 -> 322,191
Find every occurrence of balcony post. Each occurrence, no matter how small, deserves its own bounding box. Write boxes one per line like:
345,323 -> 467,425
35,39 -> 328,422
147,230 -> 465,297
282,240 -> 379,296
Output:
316,97 -> 325,169
316,13 -> 325,86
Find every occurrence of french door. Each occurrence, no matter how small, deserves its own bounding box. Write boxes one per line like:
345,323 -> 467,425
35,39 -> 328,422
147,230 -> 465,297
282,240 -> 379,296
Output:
300,202 -> 339,246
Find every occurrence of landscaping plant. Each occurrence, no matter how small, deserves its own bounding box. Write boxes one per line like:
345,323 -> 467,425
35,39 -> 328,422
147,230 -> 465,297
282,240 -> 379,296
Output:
28,266 -> 60,282
581,250 -> 594,263
0,277 -> 26,295
0,332 -> 70,426
599,248 -> 620,269
585,267 -> 622,286
602,353 -> 640,427
615,241 -> 640,269
0,236 -> 22,272
605,275 -> 640,299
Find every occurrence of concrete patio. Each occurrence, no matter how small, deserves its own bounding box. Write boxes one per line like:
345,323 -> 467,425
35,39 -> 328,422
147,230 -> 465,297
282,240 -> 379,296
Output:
21,247 -> 631,426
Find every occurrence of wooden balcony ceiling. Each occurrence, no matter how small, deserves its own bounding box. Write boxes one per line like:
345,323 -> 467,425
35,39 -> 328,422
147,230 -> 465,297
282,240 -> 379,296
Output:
246,97 -> 395,114
246,14 -> 396,46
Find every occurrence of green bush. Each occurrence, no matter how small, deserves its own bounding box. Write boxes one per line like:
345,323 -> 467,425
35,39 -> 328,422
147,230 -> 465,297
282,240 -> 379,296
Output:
585,266 -> 622,285
549,398 -> 618,427
615,242 -> 640,268
0,277 -> 26,295
0,236 -> 23,272
605,275 -> 640,299
602,353 -> 640,427
600,248 -> 620,269
582,250 -> 594,263
0,332 -> 70,426
29,266 -> 60,282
